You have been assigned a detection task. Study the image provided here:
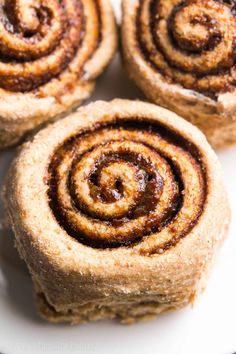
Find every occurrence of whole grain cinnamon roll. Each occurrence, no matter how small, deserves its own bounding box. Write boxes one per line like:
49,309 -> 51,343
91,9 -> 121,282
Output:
0,0 -> 117,149
122,0 -> 236,149
5,100 -> 230,324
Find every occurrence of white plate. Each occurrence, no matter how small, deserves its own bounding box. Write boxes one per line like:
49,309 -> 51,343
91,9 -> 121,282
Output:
0,2 -> 236,353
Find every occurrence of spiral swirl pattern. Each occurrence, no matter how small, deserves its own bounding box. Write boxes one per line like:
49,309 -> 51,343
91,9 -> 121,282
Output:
0,0 -> 101,92
137,0 -> 236,97
48,120 -> 206,254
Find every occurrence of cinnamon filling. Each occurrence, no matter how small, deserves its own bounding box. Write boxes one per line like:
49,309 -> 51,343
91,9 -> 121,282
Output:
47,120 -> 207,254
0,0 -> 101,92
137,0 -> 236,97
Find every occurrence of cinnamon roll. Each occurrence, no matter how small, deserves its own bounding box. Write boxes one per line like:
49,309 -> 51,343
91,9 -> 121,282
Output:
0,0 -> 117,149
5,100 -> 230,324
122,0 -> 236,149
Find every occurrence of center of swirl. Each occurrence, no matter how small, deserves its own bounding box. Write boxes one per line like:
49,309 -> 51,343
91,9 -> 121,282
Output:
170,2 -> 223,52
47,121 -> 206,254
70,141 -> 167,220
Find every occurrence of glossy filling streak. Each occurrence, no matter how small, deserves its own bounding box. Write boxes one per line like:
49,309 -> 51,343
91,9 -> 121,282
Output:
47,120 -> 207,254
137,0 -> 236,97
0,0 -> 101,92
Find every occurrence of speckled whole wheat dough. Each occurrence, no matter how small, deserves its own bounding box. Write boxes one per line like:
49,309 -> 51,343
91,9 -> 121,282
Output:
121,0 -> 236,149
0,0 -> 117,150
4,99 -> 230,324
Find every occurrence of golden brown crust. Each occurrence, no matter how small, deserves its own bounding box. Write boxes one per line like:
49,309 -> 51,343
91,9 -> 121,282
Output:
0,0 -> 117,149
4,99 -> 230,324
121,0 -> 236,149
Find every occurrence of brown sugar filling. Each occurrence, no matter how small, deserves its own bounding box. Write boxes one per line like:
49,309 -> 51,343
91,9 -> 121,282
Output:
0,0 -> 101,92
47,120 -> 207,254
137,0 -> 236,98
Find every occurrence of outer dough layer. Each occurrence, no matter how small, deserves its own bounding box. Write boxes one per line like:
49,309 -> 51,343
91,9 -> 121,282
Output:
121,0 -> 236,149
0,0 -> 117,149
5,99 -> 230,324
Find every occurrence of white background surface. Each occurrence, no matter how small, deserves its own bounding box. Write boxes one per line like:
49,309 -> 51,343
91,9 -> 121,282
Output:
0,1 -> 236,353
